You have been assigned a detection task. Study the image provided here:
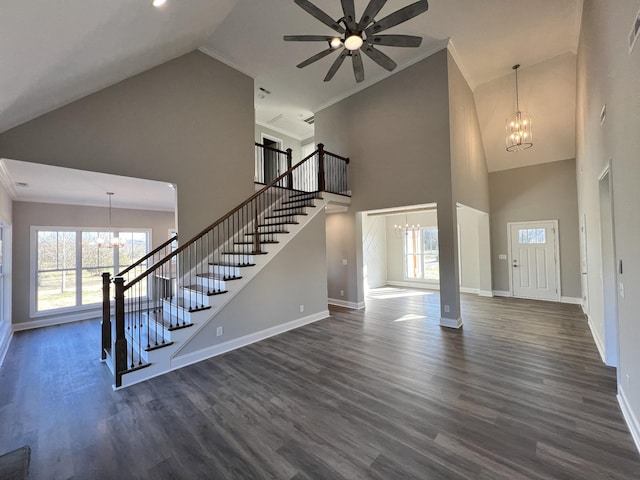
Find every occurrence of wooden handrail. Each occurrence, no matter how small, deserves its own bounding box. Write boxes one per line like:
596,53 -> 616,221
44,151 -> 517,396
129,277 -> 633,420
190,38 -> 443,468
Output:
108,143 -> 350,386
123,152 -> 319,290
324,150 -> 350,163
117,235 -> 177,278
255,142 -> 289,156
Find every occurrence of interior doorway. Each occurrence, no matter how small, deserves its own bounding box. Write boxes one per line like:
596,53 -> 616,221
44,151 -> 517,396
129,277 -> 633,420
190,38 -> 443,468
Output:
598,166 -> 618,367
260,134 -> 283,184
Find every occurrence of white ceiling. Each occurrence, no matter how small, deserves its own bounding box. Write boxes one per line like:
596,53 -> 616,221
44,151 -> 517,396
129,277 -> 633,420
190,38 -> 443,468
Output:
0,0 -> 583,206
0,159 -> 176,212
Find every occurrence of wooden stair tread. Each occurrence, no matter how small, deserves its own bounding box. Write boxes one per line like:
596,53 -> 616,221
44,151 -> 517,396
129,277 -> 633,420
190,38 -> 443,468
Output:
210,261 -> 256,267
258,221 -> 299,227
184,284 -> 230,295
221,250 -> 268,255
233,241 -> 279,245
245,231 -> 289,236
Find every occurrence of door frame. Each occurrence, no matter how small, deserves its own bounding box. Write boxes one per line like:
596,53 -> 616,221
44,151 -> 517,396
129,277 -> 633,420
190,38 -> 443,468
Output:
598,163 -> 619,367
507,219 -> 561,301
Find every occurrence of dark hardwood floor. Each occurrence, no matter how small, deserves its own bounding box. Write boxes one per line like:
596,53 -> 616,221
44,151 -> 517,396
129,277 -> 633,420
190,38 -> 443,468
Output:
1,288 -> 639,479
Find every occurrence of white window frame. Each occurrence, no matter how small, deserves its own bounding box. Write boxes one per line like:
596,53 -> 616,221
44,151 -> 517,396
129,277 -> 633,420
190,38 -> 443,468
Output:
30,226 -> 151,317
403,226 -> 440,284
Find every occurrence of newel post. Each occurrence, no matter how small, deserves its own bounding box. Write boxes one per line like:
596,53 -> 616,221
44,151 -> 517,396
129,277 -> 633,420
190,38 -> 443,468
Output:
317,143 -> 326,192
286,148 -> 293,190
101,272 -> 111,361
114,276 -> 127,388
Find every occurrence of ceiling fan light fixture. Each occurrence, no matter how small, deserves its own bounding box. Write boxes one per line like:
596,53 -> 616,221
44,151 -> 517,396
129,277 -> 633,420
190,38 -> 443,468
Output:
344,34 -> 363,51
330,37 -> 343,49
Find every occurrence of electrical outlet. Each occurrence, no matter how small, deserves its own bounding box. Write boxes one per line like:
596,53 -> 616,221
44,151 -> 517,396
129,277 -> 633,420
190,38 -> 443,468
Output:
342,259 -> 348,266
444,305 -> 450,313
340,290 -> 344,297
299,304 -> 304,313
216,326 -> 223,337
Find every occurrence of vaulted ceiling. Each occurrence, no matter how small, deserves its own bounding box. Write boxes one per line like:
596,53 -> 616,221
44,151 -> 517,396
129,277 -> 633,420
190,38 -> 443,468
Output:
0,0 -> 583,207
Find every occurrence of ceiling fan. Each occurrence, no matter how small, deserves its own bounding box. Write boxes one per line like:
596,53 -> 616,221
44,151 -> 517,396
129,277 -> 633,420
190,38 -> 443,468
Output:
284,0 -> 428,83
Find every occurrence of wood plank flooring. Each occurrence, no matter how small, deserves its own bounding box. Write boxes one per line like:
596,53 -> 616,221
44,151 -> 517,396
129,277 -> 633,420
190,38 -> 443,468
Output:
1,287 -> 639,479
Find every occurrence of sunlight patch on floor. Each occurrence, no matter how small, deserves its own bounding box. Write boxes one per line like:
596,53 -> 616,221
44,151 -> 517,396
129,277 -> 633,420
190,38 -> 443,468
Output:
367,287 -> 437,300
393,314 -> 427,323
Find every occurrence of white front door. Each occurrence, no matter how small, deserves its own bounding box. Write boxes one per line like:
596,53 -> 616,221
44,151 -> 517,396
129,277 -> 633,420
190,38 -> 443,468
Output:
509,221 -> 559,301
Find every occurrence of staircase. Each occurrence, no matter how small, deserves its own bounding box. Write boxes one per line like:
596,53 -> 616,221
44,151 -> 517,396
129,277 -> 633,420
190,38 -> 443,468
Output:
101,144 -> 350,388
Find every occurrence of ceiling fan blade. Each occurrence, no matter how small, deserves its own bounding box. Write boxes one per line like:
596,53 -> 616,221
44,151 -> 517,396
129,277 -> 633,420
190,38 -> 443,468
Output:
284,35 -> 336,42
325,50 -> 349,81
368,34 -> 422,47
341,0 -> 357,31
294,0 -> 345,34
358,0 -> 388,30
352,50 -> 365,83
365,0 -> 428,36
296,48 -> 337,69
361,44 -> 397,71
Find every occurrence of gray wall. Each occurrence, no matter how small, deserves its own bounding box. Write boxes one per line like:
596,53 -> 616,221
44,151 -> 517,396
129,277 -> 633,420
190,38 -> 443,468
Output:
177,211 -> 328,355
447,52 -> 490,213
326,212 -> 360,306
317,48 -> 491,324
489,158 -> 580,297
12,201 -> 175,325
316,49 -> 462,319
0,51 -> 255,242
576,0 -> 640,427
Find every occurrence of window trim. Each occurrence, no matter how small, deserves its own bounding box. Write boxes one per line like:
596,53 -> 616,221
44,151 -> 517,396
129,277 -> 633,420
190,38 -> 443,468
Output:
403,225 -> 440,284
30,226 -> 151,318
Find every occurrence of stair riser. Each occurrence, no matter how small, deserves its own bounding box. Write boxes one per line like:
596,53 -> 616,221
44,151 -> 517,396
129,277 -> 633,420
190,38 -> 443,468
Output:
195,276 -> 226,291
219,254 -> 255,265
209,264 -> 242,277
230,244 -> 270,254
181,289 -> 213,307
161,301 -> 192,322
263,215 -> 299,223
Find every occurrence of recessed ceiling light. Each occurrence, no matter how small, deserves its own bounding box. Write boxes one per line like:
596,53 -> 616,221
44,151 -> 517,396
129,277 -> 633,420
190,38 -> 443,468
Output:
152,0 -> 167,7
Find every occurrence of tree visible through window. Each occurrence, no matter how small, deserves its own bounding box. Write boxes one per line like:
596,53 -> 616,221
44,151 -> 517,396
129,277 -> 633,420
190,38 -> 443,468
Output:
34,228 -> 150,313
404,227 -> 439,281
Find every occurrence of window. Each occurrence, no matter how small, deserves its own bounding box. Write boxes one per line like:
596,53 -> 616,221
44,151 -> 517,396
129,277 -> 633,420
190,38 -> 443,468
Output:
518,228 -> 546,244
33,228 -> 150,314
404,227 -> 439,281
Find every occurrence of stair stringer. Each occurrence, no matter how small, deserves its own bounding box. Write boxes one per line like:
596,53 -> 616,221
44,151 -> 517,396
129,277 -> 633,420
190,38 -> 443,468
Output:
118,196 -> 329,387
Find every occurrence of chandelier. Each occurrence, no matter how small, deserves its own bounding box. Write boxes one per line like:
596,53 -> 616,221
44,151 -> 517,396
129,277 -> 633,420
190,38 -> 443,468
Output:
506,64 -> 533,152
97,192 -> 126,249
394,213 -> 420,238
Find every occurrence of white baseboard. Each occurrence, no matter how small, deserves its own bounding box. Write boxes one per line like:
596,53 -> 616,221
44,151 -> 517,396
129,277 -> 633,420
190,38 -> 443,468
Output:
587,314 -> 606,364
172,310 -> 329,370
561,296 -> 582,305
12,310 -> 101,332
493,290 -> 511,297
0,322 -> 13,366
618,387 -> 640,455
479,290 -> 493,297
460,287 -> 479,295
440,316 -> 462,329
328,298 -> 365,309
387,280 -> 440,290
365,281 -> 387,289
